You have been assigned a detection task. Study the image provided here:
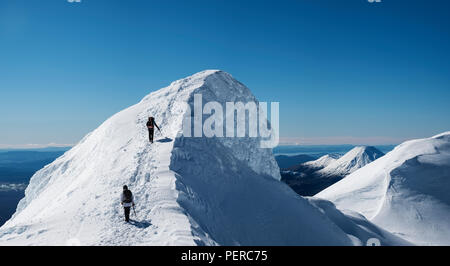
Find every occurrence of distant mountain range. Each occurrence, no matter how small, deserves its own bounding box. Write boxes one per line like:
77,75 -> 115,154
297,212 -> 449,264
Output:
281,146 -> 384,196
316,146 -> 384,177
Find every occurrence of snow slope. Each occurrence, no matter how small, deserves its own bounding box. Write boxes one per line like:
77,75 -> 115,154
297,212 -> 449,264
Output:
303,154 -> 340,169
317,146 -> 384,176
0,70 -> 407,246
316,132 -> 450,245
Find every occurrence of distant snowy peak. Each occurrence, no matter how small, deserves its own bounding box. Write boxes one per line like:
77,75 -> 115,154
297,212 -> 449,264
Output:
303,154 -> 340,169
318,146 -> 384,176
282,148 -> 382,197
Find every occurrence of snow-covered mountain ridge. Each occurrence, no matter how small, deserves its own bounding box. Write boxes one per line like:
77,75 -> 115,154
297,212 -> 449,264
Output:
0,70 -> 407,246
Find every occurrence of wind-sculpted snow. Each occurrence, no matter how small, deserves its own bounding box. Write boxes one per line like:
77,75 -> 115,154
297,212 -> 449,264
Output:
0,70 -> 407,245
317,132 -> 450,245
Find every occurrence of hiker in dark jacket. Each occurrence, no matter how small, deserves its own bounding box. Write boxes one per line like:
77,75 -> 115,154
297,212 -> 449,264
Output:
120,185 -> 135,222
146,116 -> 160,143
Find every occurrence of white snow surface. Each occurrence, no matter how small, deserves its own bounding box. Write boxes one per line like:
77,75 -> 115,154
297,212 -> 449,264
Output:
0,70 -> 407,246
317,146 -> 384,176
316,132 -> 450,245
303,154 -> 340,169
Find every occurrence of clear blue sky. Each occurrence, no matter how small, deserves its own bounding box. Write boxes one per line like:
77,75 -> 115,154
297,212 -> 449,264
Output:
1,0 -> 449,147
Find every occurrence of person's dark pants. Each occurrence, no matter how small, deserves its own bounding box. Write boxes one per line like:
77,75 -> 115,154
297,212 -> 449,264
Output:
148,129 -> 154,143
124,207 -> 131,222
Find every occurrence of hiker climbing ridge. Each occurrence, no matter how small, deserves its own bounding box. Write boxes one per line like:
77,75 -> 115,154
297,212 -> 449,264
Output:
146,116 -> 161,143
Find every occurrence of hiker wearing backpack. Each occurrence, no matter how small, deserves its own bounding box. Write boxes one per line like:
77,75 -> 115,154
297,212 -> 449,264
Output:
120,185 -> 135,222
146,116 -> 160,143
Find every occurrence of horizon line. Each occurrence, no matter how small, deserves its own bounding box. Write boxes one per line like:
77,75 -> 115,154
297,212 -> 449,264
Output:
0,143 -> 75,150
0,136 -> 414,150
277,136 -> 417,146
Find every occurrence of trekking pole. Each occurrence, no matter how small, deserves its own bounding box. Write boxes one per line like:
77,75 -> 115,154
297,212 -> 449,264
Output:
132,205 -> 137,219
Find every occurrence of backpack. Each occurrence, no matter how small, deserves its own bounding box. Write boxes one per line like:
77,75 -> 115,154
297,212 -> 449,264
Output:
147,119 -> 154,129
123,190 -> 132,203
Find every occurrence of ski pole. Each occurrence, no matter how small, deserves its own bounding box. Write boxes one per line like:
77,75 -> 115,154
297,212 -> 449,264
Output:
132,205 -> 137,218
